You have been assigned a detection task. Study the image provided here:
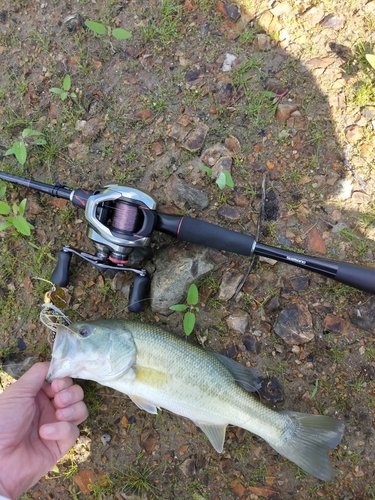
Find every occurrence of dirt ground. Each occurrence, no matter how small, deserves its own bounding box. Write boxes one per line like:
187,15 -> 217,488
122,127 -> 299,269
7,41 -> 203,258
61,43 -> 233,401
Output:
1,0 -> 375,499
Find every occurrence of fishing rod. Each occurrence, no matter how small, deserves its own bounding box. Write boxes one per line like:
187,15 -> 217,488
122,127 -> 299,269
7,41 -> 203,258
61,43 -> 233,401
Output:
1,171 -> 374,312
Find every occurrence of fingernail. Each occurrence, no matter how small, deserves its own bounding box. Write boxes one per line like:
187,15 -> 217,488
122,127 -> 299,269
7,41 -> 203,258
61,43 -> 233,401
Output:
43,424 -> 56,435
56,379 -> 67,392
61,407 -> 73,419
59,390 -> 72,405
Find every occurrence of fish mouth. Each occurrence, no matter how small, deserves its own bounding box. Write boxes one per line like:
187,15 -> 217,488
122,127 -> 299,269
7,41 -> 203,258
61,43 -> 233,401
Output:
46,325 -> 77,382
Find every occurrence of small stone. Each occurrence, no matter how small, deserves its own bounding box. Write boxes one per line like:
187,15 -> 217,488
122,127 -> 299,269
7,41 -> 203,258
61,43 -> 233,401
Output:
263,294 -> 280,313
140,424 -> 159,455
217,205 -> 240,221
274,303 -> 314,344
225,309 -> 251,334
224,135 -> 241,154
231,479 -> 245,498
320,14 -> 345,30
253,34 -> 271,51
218,271 -> 244,300
336,178 -> 353,200
351,191 -> 371,204
17,338 -> 26,351
212,155 -> 232,177
134,109 -> 153,121
249,486 -> 279,498
101,433 -> 111,445
350,297 -> 375,332
233,193 -> 249,207
222,53 -> 237,72
185,69 -> 200,82
322,314 -> 350,335
243,335 -> 261,354
275,103 -> 298,124
217,82 -> 233,104
271,2 -> 293,17
290,276 -> 309,292
74,469 -> 95,494
362,106 -> 375,120
201,143 -> 231,166
64,13 -> 84,32
182,123 -> 209,152
345,124 -> 363,143
151,141 -> 163,156
165,175 -> 209,210
302,6 -> 325,26
307,227 -> 326,255
180,458 -> 196,477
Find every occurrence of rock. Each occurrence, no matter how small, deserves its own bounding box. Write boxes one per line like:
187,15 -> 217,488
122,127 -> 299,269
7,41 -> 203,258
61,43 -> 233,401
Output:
305,57 -> 336,70
322,314 -> 350,335
253,34 -> 271,51
361,106 -> 375,120
345,124 -> 363,143
243,335 -> 261,354
364,1 -> 375,13
101,433 -> 111,444
217,82 -> 234,104
320,14 -> 345,30
301,6 -> 325,26
336,178 -> 353,200
307,227 -> 326,254
221,343 -> 239,358
79,117 -> 105,138
212,156 -> 233,177
180,458 -> 196,477
182,122 -> 209,152
151,141 -> 163,156
350,297 -> 375,332
231,479 -> 245,498
271,2 -> 293,17
140,424 -> 159,455
217,204 -> 240,221
165,174 -> 209,210
64,12 -> 84,32
67,141 -> 89,161
134,109 -> 153,121
233,193 -> 248,207
151,243 -> 226,315
274,303 -> 314,344
263,294 -> 280,313
351,191 -> 371,204
290,276 -> 309,291
222,53 -> 237,71
275,103 -> 298,124
218,270 -> 244,300
185,69 -> 200,82
225,135 -> 241,154
225,309 -> 251,334
201,143 -> 231,166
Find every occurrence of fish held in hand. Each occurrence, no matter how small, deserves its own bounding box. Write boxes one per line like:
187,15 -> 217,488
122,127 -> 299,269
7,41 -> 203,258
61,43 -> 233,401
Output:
46,320 -> 344,481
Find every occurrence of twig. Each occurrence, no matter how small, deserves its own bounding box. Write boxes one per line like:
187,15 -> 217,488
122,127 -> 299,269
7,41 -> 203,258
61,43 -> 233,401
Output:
229,172 -> 267,306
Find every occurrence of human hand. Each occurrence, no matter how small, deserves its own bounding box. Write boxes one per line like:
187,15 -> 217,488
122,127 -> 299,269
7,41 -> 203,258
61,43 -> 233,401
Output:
0,362 -> 88,500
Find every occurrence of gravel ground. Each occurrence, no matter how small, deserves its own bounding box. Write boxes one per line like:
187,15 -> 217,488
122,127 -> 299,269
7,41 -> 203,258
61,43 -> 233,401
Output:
1,1 -> 375,499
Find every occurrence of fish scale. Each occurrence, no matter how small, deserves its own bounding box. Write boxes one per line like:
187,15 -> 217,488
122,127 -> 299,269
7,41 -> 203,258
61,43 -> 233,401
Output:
46,319 -> 344,481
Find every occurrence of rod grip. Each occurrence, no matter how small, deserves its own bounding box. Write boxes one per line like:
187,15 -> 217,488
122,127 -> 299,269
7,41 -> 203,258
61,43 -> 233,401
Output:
51,250 -> 72,287
335,261 -> 375,294
177,216 -> 255,256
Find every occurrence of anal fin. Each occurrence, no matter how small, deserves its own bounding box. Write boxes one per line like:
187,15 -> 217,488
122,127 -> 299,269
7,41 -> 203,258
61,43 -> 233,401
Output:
129,395 -> 159,414
194,421 -> 227,452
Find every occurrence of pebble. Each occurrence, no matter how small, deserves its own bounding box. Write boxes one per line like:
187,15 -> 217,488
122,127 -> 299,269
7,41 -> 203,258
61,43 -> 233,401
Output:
222,53 -> 237,72
307,227 -> 326,254
350,297 -> 375,332
225,309 -> 251,334
274,303 -> 314,344
165,174 -> 209,210
218,270 -> 244,300
320,14 -> 346,30
217,204 -> 240,221
345,124 -> 363,143
101,433 -> 111,445
253,34 -> 271,51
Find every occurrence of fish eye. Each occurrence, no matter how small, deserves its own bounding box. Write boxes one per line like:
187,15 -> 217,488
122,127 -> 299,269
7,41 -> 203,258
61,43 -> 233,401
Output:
78,326 -> 90,337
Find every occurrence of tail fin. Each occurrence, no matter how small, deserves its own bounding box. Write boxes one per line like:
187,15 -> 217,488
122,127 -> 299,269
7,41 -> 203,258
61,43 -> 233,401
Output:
272,411 -> 345,481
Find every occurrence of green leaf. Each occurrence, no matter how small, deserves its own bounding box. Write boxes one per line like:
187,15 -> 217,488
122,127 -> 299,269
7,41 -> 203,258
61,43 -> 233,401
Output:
22,128 -> 43,138
199,165 -> 213,176
366,54 -> 375,69
216,171 -> 226,190
0,201 -> 10,215
261,90 -> 277,99
223,170 -> 234,189
8,215 -> 33,236
63,75 -> 71,91
311,379 -> 319,398
61,92 -> 68,101
0,185 -> 6,197
85,20 -> 107,35
18,198 -> 27,216
187,283 -> 198,305
50,88 -> 64,95
5,147 -> 14,156
70,92 -> 77,99
169,304 -> 187,311
51,465 -> 59,473
112,28 -> 132,40
13,141 -> 27,165
12,203 -> 18,214
0,220 -> 12,231
183,311 -> 195,336
34,138 -> 47,145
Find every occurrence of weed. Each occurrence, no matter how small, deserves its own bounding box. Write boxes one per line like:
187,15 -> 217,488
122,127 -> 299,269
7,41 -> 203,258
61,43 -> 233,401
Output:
199,165 -> 234,190
50,75 -> 77,101
85,20 -> 131,41
170,283 -> 199,335
0,183 -> 34,236
5,128 -> 46,167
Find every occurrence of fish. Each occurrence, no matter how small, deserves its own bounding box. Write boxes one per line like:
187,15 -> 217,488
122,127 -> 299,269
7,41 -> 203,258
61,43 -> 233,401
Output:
46,320 -> 344,481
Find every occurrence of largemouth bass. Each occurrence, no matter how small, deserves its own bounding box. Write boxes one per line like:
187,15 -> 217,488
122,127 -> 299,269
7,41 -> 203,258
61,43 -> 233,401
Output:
46,320 -> 344,480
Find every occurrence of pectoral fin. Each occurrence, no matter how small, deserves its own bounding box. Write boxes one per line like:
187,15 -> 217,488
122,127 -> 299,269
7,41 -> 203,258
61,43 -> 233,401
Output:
213,352 -> 261,392
195,422 -> 227,453
129,395 -> 159,414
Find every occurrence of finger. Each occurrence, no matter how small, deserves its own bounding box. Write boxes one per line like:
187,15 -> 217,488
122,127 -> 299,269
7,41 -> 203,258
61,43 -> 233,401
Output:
55,401 -> 89,426
50,377 -> 74,395
39,421 -> 80,457
53,385 -> 85,409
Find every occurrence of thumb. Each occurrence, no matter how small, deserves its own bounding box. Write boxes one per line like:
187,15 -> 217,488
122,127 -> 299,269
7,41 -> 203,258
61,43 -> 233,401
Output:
9,362 -> 51,398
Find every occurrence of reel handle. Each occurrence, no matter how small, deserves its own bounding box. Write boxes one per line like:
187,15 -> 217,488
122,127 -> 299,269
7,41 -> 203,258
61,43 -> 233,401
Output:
128,274 -> 150,313
51,250 -> 72,287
